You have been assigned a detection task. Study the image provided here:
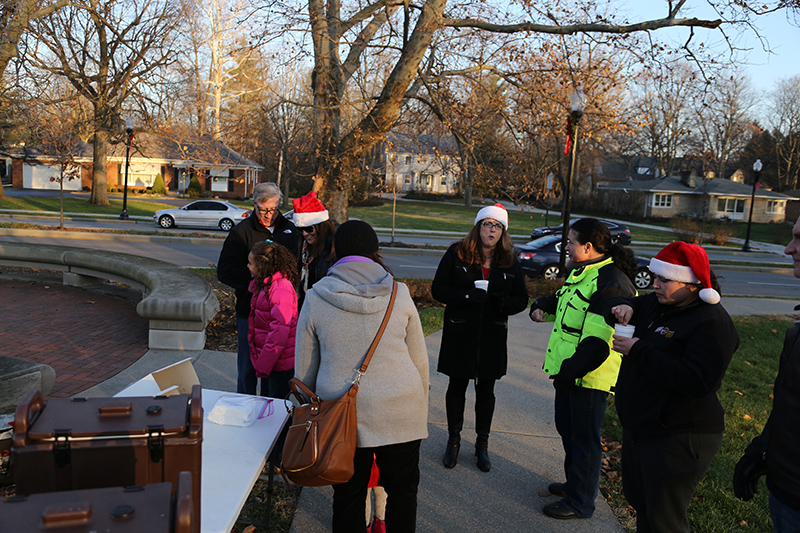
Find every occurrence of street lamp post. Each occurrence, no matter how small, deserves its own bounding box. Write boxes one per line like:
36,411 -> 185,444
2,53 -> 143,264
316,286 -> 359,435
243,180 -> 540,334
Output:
119,118 -> 134,220
558,86 -> 587,275
742,159 -> 762,252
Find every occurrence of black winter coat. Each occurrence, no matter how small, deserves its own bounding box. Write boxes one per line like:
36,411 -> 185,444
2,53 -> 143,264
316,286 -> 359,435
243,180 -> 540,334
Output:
217,212 -> 299,316
743,320 -> 800,510
603,293 -> 738,437
297,237 -> 333,310
432,243 -> 529,379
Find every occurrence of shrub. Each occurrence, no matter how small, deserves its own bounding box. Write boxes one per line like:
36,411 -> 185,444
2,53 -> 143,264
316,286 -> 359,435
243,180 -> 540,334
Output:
402,191 -> 459,202
671,217 -> 702,243
152,173 -> 166,195
351,196 -> 384,207
108,185 -> 118,193
708,223 -> 733,246
187,175 -> 203,197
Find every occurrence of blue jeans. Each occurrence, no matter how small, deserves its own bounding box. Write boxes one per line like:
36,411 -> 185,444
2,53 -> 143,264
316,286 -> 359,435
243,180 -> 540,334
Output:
771,493 -> 800,533
553,386 -> 608,517
237,317 -> 257,395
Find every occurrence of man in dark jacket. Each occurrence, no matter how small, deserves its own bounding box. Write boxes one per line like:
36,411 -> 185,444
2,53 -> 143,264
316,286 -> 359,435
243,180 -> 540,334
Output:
734,215 -> 800,530
217,182 -> 298,394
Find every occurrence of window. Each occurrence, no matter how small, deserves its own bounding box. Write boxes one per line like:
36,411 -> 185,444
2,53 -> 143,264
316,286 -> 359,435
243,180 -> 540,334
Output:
652,194 -> 673,208
404,155 -> 411,165
441,176 -> 447,186
767,200 -> 786,214
717,198 -> 746,214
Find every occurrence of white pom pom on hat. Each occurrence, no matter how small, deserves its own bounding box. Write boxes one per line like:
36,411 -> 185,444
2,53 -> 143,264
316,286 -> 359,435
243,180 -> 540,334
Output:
474,203 -> 509,229
649,241 -> 721,304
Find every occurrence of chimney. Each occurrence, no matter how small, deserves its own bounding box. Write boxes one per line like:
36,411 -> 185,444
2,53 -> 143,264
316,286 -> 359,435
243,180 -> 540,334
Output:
680,170 -> 696,188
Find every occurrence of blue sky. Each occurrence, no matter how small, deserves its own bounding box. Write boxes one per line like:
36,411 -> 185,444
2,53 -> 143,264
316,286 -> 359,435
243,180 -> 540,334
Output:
625,3 -> 800,94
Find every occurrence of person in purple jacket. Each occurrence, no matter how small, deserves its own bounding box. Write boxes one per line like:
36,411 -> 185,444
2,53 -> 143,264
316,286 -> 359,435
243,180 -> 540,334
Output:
246,240 -> 299,400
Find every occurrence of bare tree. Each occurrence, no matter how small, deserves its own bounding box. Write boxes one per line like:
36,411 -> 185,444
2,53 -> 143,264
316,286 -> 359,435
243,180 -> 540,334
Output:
21,0 -> 179,205
276,0 -> 787,221
632,62 -> 699,177
767,75 -> 800,190
690,72 -> 757,180
0,0 -> 73,80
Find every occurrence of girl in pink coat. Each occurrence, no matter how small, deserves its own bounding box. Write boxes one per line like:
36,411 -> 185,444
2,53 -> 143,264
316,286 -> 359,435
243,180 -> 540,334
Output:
247,240 -> 299,399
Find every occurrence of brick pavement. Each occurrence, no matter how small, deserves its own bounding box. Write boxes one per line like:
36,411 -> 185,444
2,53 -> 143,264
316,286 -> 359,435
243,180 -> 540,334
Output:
0,276 -> 148,397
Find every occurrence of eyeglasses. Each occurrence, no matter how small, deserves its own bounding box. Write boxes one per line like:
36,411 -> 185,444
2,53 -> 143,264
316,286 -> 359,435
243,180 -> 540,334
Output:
254,206 -> 278,215
299,226 -> 316,234
481,221 -> 504,231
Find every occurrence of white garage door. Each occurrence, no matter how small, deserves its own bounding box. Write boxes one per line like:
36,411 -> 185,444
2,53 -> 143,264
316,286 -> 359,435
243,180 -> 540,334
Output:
23,163 -> 82,190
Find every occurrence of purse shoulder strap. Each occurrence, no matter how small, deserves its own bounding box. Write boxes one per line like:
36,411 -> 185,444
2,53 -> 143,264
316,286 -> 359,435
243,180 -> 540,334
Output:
355,281 -> 398,381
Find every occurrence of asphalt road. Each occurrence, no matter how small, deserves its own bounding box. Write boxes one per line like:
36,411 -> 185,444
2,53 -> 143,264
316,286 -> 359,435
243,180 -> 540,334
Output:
2,232 -> 800,299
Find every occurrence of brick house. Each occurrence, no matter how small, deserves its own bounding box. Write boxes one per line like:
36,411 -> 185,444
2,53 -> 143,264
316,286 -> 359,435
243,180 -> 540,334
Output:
1,133 -> 263,199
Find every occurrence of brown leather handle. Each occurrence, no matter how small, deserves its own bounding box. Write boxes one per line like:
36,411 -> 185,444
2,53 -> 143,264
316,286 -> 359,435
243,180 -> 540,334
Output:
12,389 -> 43,448
188,385 -> 203,439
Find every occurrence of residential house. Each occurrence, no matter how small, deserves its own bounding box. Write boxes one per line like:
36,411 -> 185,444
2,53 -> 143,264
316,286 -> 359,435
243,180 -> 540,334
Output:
2,133 -> 263,198
596,171 -> 790,223
374,133 -> 461,195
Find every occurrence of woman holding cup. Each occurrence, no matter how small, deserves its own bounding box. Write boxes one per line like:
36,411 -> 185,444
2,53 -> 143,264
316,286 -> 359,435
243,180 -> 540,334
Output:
604,241 -> 738,532
432,204 -> 528,472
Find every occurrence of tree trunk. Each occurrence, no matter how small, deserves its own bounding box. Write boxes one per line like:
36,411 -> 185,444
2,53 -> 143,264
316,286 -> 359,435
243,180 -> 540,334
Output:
89,129 -> 110,205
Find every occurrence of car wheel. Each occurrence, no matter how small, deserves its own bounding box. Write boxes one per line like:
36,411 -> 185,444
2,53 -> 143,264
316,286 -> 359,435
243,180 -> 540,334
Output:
158,215 -> 174,229
542,264 -> 561,280
611,236 -> 619,245
219,218 -> 234,232
634,268 -> 653,290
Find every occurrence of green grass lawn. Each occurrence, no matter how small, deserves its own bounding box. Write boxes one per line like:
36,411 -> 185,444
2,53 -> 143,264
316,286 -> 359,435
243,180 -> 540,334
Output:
0,195 -> 176,217
602,315 -> 791,532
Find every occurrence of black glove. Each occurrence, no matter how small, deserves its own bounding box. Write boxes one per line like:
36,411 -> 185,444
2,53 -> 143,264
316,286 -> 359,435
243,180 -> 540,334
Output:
733,453 -> 767,501
464,288 -> 488,303
552,373 -> 576,392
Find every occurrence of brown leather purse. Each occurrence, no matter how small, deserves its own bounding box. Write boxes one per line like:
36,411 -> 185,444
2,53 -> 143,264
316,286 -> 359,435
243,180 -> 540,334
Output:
282,281 -> 397,486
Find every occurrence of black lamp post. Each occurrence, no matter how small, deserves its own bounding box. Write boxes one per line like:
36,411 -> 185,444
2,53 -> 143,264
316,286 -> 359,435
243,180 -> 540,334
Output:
558,86 -> 587,275
742,158 -> 762,252
119,118 -> 134,220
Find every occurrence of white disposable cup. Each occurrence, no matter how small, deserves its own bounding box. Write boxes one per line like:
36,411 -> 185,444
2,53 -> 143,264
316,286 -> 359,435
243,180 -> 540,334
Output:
614,324 -> 636,338
474,280 -> 489,291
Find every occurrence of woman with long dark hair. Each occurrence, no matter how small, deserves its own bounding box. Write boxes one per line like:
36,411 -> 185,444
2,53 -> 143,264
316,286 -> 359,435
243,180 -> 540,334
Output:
529,217 -> 637,520
292,191 -> 337,309
432,204 -> 529,473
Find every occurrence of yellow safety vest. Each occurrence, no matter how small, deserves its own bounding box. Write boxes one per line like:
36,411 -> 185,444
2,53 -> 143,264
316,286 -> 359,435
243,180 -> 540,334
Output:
542,256 -> 622,393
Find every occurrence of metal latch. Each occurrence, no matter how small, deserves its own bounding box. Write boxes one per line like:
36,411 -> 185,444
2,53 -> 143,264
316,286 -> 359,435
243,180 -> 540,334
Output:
54,429 -> 71,468
147,425 -> 164,463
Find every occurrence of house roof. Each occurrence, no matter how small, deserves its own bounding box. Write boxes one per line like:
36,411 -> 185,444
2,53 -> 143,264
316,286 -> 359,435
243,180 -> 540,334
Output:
5,133 -> 263,170
597,175 -> 791,200
384,133 -> 458,155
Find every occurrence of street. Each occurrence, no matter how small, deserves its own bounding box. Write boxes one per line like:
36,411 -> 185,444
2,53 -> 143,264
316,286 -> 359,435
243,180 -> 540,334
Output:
1,232 -> 799,299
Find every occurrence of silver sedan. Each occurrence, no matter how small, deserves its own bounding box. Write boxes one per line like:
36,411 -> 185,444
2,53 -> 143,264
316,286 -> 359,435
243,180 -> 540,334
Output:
153,200 -> 250,231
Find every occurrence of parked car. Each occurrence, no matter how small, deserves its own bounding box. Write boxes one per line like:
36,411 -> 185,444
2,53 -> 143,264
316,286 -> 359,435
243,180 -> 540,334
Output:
153,200 -> 250,231
530,219 -> 632,246
517,235 -> 653,289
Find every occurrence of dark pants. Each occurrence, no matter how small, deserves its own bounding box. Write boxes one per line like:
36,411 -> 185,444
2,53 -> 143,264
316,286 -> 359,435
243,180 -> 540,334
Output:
770,493 -> 800,533
553,386 -> 608,517
237,317 -> 257,395
622,430 -> 722,533
332,440 -> 421,533
445,377 -> 496,438
260,368 -> 293,463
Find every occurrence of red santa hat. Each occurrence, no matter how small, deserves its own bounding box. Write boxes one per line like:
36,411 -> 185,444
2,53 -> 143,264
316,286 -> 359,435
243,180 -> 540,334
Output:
649,241 -> 720,304
474,203 -> 509,229
292,191 -> 329,228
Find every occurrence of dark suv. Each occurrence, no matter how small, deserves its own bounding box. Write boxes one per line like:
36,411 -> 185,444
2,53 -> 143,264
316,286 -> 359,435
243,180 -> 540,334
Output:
530,218 -> 632,246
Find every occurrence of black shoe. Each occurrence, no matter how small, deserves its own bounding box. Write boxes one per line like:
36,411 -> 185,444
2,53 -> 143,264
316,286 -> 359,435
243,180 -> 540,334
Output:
475,445 -> 491,472
547,482 -> 566,497
543,501 -> 583,520
443,438 -> 460,469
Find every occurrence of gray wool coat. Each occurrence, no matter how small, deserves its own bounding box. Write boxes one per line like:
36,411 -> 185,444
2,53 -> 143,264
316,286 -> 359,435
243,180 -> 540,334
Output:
295,260 -> 430,448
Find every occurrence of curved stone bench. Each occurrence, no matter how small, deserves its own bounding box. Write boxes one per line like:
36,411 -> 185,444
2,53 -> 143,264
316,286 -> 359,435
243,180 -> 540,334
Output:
0,242 -> 220,351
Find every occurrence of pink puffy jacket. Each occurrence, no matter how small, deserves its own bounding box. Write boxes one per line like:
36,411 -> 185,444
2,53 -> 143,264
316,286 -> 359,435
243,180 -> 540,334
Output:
247,272 -> 298,378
